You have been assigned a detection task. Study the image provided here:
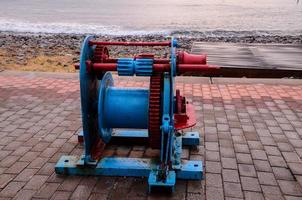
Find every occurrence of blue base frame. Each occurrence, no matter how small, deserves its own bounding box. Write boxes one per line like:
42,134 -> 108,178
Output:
78,130 -> 200,146
59,130 -> 203,192
55,156 -> 203,179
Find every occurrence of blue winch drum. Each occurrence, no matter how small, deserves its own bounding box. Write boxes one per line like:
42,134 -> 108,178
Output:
98,72 -> 149,143
103,87 -> 149,128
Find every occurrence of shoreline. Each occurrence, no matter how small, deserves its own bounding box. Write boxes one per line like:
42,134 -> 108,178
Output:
0,31 -> 302,72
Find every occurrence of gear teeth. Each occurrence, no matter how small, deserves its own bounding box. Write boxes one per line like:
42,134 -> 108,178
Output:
148,74 -> 163,149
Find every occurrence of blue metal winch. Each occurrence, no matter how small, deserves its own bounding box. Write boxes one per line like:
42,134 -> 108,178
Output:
55,36 -> 218,192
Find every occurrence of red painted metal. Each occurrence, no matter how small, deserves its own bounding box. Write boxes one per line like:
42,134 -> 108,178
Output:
89,41 -> 171,47
91,63 -> 219,73
75,59 -> 170,70
177,64 -> 220,73
148,75 -> 163,149
93,63 -> 118,71
174,104 -> 196,130
178,51 -> 207,64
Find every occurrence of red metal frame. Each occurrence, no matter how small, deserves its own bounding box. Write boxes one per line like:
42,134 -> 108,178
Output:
174,104 -> 196,130
89,41 -> 171,47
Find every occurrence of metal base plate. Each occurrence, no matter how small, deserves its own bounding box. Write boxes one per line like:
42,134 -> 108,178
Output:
148,170 -> 176,193
55,156 -> 203,180
78,130 -> 200,146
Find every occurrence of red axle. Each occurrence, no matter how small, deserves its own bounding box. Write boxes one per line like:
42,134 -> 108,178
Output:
90,63 -> 220,73
89,41 -> 171,47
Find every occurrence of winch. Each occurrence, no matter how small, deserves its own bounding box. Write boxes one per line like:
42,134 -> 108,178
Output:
55,36 -> 220,192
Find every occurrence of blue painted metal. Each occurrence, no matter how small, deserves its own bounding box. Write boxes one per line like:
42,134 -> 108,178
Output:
78,130 -> 200,147
182,131 -> 200,146
117,58 -> 135,76
103,87 -> 149,129
55,156 -> 203,180
79,35 -> 100,164
135,58 -> 153,76
117,58 -> 153,76
172,135 -> 182,169
97,72 -> 113,143
148,170 -> 176,192
177,160 -> 203,180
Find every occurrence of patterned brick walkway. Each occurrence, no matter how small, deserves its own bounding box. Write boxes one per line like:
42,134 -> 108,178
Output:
0,71 -> 302,200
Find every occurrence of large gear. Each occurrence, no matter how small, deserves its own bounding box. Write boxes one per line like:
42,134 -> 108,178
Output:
93,45 -> 109,63
148,74 -> 163,149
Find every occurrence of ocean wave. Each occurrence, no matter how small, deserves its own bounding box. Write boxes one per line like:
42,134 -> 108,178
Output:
0,19 -> 301,38
0,19 -> 170,36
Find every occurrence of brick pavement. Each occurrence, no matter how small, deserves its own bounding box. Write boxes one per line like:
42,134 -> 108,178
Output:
0,70 -> 302,200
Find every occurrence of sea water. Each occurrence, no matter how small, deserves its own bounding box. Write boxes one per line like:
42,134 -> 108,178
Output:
0,0 -> 301,36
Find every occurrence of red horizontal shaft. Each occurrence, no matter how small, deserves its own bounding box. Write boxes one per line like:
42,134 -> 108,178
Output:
104,58 -> 169,64
93,63 -> 117,71
74,59 -> 170,70
91,63 -> 220,73
178,64 -> 220,73
89,41 -> 171,47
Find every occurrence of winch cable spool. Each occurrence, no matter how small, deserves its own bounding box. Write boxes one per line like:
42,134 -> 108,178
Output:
55,36 -> 220,192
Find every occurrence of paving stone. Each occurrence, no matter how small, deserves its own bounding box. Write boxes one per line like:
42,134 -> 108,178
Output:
13,189 -> 36,200
264,146 -> 281,156
206,173 -> 222,188
238,164 -> 257,177
251,150 -> 268,160
187,193 -> 205,200
261,185 -> 283,196
205,142 -> 219,151
257,172 -> 278,185
244,191 -> 264,200
33,183 -> 60,199
272,167 -> 295,180
187,180 -> 203,194
285,196 -> 302,200
278,180 -> 302,196
206,186 -> 224,200
254,160 -> 272,172
282,152 -> 301,163
0,174 -> 15,189
222,169 -> 240,183
0,155 -> 20,167
50,191 -> 71,200
23,175 -> 48,190
287,162 -> 302,175
240,176 -> 261,192
259,136 -> 276,146
221,157 -> 238,169
58,176 -> 82,192
220,147 -> 235,158
278,143 -> 295,152
268,156 -> 287,168
247,141 -> 263,150
0,181 -> 25,197
205,161 -> 221,173
14,168 -> 38,182
205,151 -> 220,161
236,153 -> 253,164
88,193 -> 108,200
224,182 -> 243,198
5,162 -> 29,174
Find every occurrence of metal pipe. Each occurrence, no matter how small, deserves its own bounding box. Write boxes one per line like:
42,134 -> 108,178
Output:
92,63 -> 220,73
89,41 -> 171,47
